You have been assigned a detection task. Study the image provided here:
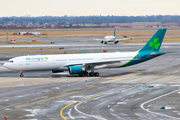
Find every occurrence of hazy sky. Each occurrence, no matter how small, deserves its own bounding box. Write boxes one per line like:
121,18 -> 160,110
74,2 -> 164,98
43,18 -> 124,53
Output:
1,0 -> 180,17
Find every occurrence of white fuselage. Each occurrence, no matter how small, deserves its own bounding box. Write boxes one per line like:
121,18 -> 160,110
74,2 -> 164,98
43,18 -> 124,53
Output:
3,51 -> 138,72
104,36 -> 116,42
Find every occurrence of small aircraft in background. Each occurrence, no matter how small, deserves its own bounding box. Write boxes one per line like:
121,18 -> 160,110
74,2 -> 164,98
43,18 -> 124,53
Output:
94,28 -> 133,44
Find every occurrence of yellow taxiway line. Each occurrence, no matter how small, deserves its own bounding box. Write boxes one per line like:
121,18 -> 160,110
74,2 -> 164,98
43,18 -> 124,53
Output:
60,73 -> 180,120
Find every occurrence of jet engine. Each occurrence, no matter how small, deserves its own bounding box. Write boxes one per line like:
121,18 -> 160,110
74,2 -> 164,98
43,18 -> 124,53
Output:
114,41 -> 118,44
68,66 -> 86,74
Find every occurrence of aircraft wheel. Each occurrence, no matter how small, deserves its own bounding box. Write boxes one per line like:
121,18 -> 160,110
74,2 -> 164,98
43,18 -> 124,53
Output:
94,72 -> 99,76
79,73 -> 85,77
19,71 -> 24,77
20,74 -> 24,77
101,41 -> 103,43
85,72 -> 89,76
89,72 -> 94,76
104,42 -> 107,44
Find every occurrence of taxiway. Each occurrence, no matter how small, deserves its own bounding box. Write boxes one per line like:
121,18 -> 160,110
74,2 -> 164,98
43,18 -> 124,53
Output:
0,38 -> 180,120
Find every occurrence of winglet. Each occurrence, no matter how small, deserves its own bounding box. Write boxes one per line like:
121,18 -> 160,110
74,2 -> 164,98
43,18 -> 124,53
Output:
139,28 -> 167,52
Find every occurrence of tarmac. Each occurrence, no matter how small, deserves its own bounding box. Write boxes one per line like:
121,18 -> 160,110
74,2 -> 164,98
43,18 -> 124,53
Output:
0,37 -> 180,120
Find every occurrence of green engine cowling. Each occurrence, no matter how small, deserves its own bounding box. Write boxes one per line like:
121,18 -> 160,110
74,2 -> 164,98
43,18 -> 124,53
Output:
68,66 -> 86,74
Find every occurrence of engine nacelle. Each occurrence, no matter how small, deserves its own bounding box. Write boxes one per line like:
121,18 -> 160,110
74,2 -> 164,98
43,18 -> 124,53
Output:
68,66 -> 85,74
114,41 -> 118,44
52,70 -> 63,73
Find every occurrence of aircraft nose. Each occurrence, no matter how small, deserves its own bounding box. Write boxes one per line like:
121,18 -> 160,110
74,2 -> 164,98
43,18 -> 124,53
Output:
3,63 -> 12,70
3,63 -> 7,68
3,63 -> 10,69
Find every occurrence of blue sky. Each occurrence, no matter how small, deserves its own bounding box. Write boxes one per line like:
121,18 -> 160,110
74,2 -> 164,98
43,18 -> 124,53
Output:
1,0 -> 180,17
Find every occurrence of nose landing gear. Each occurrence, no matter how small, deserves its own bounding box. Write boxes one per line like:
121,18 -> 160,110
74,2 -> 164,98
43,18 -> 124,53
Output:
19,71 -> 24,77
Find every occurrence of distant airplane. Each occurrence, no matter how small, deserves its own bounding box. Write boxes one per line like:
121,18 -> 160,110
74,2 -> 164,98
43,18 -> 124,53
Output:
94,28 -> 133,44
3,28 -> 167,77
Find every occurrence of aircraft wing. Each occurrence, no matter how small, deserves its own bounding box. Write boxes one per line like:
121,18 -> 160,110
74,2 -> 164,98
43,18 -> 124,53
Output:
62,58 -> 137,67
93,39 -> 104,41
115,38 -> 134,41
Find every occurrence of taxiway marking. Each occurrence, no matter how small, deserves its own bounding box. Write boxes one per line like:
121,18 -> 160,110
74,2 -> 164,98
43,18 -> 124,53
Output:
60,73 -> 180,120
100,74 -> 109,76
67,108 -> 75,119
129,71 -> 139,72
141,89 -> 180,119
111,76 -> 123,78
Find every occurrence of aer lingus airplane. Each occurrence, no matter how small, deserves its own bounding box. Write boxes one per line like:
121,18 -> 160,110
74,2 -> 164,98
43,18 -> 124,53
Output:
94,28 -> 133,44
3,28 -> 167,77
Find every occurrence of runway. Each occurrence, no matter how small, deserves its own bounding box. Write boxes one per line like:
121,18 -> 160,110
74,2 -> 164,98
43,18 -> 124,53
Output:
1,36 -> 180,60
0,40 -> 180,120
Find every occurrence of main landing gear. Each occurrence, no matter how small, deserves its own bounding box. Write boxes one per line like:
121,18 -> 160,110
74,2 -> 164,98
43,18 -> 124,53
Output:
78,71 -> 99,77
89,72 -> 99,76
79,71 -> 88,77
88,67 -> 99,77
78,67 -> 100,77
19,71 -> 24,77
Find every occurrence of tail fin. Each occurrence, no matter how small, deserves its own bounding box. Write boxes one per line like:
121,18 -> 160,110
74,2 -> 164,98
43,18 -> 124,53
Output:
139,28 -> 167,52
113,28 -> 116,36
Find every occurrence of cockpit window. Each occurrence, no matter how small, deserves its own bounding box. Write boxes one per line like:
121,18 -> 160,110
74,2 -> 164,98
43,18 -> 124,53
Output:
7,60 -> 13,63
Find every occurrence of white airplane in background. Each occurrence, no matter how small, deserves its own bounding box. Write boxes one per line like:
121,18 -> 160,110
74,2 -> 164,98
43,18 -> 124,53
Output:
3,28 -> 167,77
94,28 -> 133,44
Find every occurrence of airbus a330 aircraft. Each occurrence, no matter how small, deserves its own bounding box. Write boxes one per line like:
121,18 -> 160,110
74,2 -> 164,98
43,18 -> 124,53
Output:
94,28 -> 132,44
4,28 -> 167,77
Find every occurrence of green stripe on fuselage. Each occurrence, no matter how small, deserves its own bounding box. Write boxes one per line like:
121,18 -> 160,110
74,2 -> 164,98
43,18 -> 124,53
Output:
119,50 -> 165,68
119,52 -> 139,67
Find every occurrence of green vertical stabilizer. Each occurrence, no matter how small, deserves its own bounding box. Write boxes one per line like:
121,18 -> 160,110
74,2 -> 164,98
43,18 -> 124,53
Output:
139,28 -> 167,52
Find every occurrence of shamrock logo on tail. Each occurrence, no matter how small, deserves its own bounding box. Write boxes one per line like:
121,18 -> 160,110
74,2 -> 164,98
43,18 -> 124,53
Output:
45,57 -> 48,60
149,38 -> 160,50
